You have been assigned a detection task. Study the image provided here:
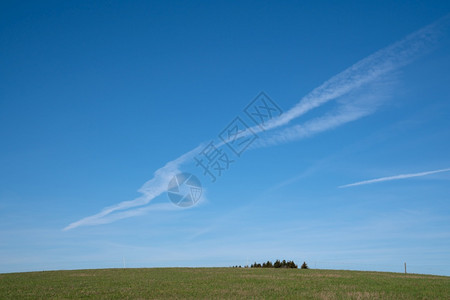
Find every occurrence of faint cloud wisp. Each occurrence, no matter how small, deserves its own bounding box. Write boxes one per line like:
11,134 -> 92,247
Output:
339,168 -> 450,188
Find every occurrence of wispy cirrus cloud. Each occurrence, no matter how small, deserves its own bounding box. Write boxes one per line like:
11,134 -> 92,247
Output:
250,16 -> 449,146
339,168 -> 450,188
253,77 -> 394,147
63,147 -> 202,231
64,15 -> 449,230
250,15 -> 448,135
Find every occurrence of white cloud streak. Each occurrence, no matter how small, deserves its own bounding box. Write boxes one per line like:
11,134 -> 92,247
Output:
249,15 -> 448,136
339,168 -> 450,188
64,15 -> 449,230
63,146 -> 202,230
253,78 -> 393,147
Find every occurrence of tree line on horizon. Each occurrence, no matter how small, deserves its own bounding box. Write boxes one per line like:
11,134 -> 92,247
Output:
232,260 -> 309,269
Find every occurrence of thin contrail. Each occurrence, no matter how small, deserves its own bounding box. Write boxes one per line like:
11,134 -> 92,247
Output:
64,15 -> 449,230
339,168 -> 450,188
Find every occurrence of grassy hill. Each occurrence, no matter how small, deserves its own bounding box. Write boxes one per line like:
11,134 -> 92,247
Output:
1,268 -> 449,299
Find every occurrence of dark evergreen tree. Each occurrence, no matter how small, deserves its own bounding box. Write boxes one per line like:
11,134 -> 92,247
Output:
286,260 -> 297,268
274,259 -> 282,268
301,262 -> 309,269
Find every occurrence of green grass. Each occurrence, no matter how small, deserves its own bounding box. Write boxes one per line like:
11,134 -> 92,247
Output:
0,268 -> 449,299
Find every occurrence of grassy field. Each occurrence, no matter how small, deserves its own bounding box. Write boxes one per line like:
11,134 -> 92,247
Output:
0,268 -> 449,299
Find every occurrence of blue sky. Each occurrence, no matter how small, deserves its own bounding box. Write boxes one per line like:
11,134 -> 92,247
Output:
1,1 -> 450,275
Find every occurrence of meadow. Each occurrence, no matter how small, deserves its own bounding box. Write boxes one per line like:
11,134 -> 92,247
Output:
0,268 -> 449,299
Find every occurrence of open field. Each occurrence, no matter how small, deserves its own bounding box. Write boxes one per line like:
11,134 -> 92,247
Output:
0,268 -> 449,299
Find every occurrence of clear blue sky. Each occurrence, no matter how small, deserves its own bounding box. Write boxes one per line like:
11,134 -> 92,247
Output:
1,1 -> 450,275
